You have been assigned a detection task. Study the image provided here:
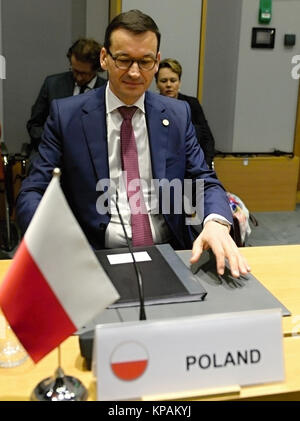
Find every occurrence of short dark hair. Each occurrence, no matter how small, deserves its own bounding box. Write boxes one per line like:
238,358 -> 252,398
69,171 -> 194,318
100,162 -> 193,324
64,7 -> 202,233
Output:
67,38 -> 102,71
104,9 -> 161,53
155,58 -> 182,82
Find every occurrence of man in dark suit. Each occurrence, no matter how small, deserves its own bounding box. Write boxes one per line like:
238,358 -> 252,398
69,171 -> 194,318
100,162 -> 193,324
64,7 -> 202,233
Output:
17,10 -> 250,278
26,38 -> 106,151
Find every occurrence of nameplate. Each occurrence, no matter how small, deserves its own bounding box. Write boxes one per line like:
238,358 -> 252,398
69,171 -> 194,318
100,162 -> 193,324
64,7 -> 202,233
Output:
93,309 -> 284,400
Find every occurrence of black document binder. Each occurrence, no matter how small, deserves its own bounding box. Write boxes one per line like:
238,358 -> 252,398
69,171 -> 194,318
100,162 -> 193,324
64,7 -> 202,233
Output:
94,244 -> 207,308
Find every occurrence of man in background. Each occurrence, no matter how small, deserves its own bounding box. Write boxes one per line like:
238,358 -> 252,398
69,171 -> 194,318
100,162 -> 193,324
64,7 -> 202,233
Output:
26,38 -> 106,152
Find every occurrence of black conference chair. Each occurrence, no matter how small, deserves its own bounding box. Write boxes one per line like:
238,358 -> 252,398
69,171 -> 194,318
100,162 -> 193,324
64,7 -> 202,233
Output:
0,129 -> 29,253
0,141 -> 18,252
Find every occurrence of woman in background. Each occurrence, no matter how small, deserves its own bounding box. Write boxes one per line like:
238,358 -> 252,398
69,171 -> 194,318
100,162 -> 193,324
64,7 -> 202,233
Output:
155,58 -> 215,169
155,59 -> 253,245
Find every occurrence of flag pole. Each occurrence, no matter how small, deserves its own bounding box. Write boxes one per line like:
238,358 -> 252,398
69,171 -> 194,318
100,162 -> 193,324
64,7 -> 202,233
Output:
58,343 -> 62,368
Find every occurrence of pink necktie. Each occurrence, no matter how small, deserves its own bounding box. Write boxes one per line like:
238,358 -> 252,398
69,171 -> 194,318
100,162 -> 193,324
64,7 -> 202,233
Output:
118,106 -> 154,247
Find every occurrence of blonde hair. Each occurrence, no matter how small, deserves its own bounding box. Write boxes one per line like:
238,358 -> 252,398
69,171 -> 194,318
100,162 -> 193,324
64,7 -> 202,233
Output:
155,58 -> 182,81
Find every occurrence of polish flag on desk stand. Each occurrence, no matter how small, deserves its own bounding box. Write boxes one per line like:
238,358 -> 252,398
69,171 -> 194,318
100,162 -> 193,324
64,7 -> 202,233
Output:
0,169 -> 119,363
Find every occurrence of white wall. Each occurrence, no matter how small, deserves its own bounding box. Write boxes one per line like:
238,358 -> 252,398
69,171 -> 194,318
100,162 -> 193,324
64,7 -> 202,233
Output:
122,0 -> 202,96
203,0 -> 300,153
2,0 -> 75,152
86,0 -> 109,44
202,0 -> 242,153
232,0 -> 300,153
1,0 -> 92,152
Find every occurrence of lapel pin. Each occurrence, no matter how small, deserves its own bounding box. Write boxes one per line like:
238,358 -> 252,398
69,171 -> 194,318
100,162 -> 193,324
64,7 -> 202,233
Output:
162,119 -> 169,126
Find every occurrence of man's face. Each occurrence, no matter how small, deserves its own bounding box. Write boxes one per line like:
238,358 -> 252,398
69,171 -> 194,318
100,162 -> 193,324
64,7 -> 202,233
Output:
70,55 -> 97,86
100,28 -> 160,105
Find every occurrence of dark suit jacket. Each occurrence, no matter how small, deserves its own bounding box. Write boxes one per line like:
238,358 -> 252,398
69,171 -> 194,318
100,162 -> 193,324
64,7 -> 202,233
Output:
17,85 -> 232,250
178,93 -> 215,168
26,71 -> 106,150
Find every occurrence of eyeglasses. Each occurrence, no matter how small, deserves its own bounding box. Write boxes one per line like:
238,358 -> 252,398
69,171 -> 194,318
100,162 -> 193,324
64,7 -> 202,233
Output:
107,49 -> 157,71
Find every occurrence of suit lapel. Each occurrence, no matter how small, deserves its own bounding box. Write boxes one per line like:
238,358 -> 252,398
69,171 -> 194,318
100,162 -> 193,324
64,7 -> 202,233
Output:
81,89 -> 168,183
145,92 -> 169,180
81,87 -> 109,182
95,76 -> 106,88
62,72 -> 75,97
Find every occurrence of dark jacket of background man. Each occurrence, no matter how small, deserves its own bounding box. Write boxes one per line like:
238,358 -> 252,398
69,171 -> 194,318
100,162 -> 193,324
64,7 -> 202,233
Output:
26,38 -> 106,151
27,72 -> 106,150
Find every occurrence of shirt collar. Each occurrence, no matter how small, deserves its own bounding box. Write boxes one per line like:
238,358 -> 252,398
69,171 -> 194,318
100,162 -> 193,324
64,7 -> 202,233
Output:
106,82 -> 145,114
75,75 -> 97,90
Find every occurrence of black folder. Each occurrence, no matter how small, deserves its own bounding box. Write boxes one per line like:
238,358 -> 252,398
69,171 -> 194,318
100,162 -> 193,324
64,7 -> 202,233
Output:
94,244 -> 207,308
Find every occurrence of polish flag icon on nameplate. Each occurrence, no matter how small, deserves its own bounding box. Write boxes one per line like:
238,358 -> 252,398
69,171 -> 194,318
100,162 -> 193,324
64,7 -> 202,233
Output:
110,342 -> 149,381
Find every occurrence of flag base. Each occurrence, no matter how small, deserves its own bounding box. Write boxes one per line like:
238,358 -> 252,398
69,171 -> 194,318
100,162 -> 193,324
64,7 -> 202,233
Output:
31,366 -> 88,401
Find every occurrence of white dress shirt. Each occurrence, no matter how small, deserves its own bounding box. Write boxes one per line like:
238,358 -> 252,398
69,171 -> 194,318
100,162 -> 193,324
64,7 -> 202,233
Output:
104,84 -> 173,248
103,84 -> 231,247
73,75 -> 97,95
